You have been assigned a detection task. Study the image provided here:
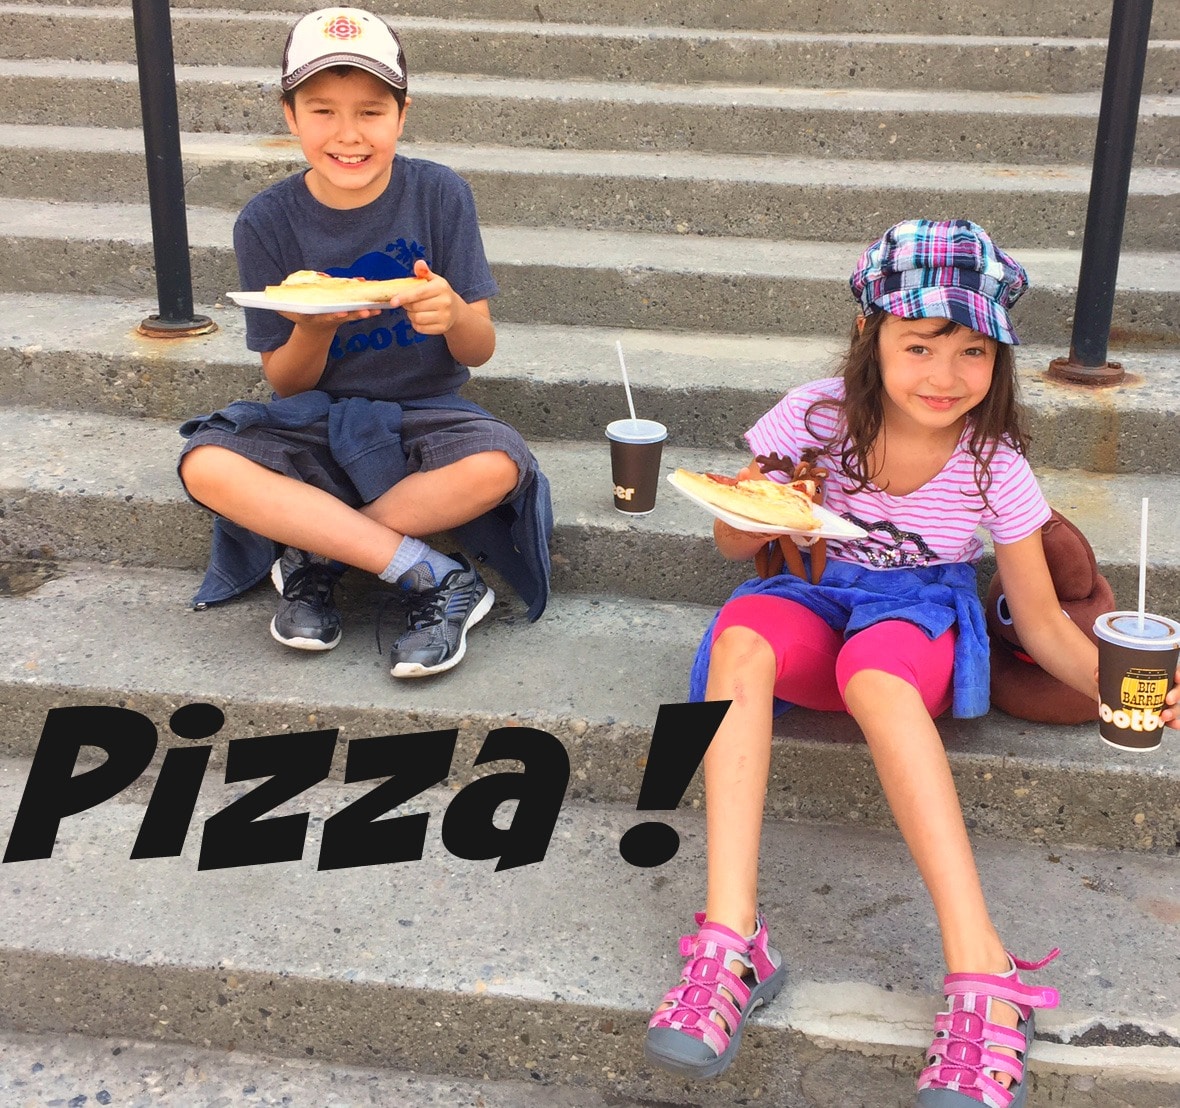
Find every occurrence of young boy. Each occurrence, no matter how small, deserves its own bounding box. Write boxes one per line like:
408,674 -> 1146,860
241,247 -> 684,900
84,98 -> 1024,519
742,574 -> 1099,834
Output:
178,7 -> 551,677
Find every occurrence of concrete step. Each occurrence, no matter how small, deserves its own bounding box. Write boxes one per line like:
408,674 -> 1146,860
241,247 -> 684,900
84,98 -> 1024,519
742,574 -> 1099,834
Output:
2,496 -> 1180,860
2,201 -> 1178,346
3,59 -> 1178,165
27,0 -> 1180,39
0,752 -> 1176,1107
1,4 -> 1175,1103
4,4 -> 1178,95
2,292 -> 1179,475
2,128 -> 1178,251
2,402 -> 1180,613
0,1028 -> 653,1108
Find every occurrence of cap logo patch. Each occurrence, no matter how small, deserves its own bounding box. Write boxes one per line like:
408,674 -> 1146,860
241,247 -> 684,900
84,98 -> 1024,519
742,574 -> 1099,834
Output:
323,14 -> 363,41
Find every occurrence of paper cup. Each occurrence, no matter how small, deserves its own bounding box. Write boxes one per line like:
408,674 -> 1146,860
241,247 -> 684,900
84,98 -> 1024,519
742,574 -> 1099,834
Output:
1093,611 -> 1180,751
606,419 -> 667,515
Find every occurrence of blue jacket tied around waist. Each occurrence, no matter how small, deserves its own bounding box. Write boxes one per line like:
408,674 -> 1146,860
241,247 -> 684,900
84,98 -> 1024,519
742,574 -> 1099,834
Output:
180,391 -> 552,621
689,559 -> 990,719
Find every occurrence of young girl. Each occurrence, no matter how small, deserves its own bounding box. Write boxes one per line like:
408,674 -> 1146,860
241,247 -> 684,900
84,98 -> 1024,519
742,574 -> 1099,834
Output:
644,219 -> 1180,1107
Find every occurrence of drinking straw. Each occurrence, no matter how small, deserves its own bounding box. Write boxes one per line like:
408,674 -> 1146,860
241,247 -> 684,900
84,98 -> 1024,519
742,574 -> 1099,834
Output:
615,339 -> 639,427
1138,496 -> 1149,631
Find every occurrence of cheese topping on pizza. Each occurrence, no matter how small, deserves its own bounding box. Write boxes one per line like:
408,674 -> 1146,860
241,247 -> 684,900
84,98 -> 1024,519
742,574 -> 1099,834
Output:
263,270 -> 427,304
673,468 -> 821,531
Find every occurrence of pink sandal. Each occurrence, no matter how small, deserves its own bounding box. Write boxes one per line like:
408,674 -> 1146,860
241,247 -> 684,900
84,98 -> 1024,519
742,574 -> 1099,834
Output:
644,911 -> 787,1079
916,948 -> 1060,1107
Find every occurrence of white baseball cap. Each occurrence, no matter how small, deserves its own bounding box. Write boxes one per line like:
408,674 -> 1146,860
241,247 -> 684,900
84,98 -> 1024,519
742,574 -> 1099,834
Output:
282,8 -> 407,93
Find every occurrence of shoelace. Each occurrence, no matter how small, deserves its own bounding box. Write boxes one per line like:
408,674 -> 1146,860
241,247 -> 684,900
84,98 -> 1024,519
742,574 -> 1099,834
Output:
402,583 -> 449,630
374,584 -> 447,654
281,561 -> 339,604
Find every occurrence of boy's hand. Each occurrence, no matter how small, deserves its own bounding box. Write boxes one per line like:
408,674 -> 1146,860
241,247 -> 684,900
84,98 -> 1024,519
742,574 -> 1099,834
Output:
276,307 -> 384,329
390,259 -> 459,335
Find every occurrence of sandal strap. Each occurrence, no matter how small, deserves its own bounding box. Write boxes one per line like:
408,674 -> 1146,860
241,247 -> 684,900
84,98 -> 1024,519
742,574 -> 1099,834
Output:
680,913 -> 778,986
932,1010 -> 1026,1054
656,972 -> 743,1026
648,1004 -> 731,1058
918,1063 -> 1017,1106
944,949 -> 1061,1020
1012,947 -> 1061,973
918,948 -> 1060,1106
662,957 -> 748,1011
648,911 -> 780,1059
925,1047 -> 1024,1087
943,973 -> 1058,1019
927,1009 -> 1027,1079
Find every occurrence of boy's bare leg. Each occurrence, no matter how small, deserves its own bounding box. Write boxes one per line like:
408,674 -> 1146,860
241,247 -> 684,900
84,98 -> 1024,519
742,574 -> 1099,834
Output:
361,450 -> 519,536
842,669 -> 1020,1083
181,446 -> 518,572
180,445 -> 402,573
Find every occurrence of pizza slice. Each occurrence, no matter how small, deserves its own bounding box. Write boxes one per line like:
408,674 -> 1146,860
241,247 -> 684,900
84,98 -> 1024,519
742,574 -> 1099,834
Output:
673,468 -> 821,531
264,269 -> 428,305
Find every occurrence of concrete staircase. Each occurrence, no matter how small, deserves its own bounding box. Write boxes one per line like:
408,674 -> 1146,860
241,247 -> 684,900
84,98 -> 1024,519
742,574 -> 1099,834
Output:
0,2 -> 1178,1105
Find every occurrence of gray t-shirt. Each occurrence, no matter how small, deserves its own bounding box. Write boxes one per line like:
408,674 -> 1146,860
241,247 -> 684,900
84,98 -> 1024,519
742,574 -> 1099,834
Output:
233,156 -> 498,401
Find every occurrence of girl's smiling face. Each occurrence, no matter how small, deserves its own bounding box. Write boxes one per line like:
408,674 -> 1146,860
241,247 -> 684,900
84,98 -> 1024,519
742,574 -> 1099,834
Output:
874,312 -> 998,436
284,68 -> 408,210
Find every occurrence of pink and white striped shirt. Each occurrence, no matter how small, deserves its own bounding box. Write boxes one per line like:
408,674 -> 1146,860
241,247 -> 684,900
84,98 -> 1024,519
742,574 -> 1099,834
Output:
746,377 -> 1050,569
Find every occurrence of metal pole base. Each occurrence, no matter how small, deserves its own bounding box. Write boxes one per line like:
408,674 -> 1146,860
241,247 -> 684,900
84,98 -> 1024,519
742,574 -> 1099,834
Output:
137,314 -> 218,339
1047,356 -> 1125,386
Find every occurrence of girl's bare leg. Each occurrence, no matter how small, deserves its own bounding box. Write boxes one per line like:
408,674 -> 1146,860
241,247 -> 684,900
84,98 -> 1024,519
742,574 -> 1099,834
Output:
702,626 -> 779,937
652,625 -> 778,1024
842,668 -> 1020,1083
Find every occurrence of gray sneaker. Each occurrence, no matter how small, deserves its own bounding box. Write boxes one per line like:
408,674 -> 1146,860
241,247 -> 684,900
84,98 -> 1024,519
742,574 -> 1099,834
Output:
388,554 -> 494,678
269,549 -> 344,651
270,545 -> 308,594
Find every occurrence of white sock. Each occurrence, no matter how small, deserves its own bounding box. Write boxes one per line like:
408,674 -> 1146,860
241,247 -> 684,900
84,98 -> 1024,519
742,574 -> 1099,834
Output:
378,538 -> 462,589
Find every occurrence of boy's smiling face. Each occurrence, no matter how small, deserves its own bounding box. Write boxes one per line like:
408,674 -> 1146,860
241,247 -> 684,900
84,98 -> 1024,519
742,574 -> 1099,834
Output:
284,67 -> 408,210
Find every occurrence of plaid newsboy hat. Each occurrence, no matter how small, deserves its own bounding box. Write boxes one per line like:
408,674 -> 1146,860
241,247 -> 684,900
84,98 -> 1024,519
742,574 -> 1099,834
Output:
849,219 -> 1029,344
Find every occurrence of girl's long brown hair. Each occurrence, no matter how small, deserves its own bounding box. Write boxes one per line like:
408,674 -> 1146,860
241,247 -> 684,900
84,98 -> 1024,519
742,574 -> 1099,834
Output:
804,311 -> 1030,504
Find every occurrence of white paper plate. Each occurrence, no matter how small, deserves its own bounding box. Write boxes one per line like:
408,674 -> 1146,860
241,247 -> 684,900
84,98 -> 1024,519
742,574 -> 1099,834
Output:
666,470 -> 867,541
226,291 -> 391,314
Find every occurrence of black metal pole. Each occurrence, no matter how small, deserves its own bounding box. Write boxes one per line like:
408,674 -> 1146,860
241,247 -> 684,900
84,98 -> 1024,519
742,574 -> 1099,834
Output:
131,0 -> 214,337
1049,0 -> 1153,385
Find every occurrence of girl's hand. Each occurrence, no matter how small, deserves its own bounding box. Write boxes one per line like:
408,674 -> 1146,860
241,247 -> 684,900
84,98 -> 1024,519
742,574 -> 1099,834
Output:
735,460 -> 767,483
711,459 -> 779,559
1162,663 -> 1180,729
715,519 -> 780,548
391,259 -> 459,335
1094,663 -> 1180,729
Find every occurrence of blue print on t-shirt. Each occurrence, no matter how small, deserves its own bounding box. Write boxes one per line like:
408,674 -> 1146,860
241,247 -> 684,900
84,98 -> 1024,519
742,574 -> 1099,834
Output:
327,238 -> 430,359
327,238 -> 424,282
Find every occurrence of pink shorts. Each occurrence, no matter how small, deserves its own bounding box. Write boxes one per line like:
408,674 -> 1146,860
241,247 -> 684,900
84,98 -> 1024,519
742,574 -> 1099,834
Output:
710,594 -> 955,717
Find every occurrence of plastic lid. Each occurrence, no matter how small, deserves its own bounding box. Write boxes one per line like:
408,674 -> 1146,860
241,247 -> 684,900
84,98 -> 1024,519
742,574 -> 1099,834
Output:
605,418 -> 667,444
1094,611 -> 1180,647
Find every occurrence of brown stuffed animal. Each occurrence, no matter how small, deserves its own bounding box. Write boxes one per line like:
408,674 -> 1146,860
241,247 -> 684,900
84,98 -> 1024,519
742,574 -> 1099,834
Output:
986,509 -> 1114,724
